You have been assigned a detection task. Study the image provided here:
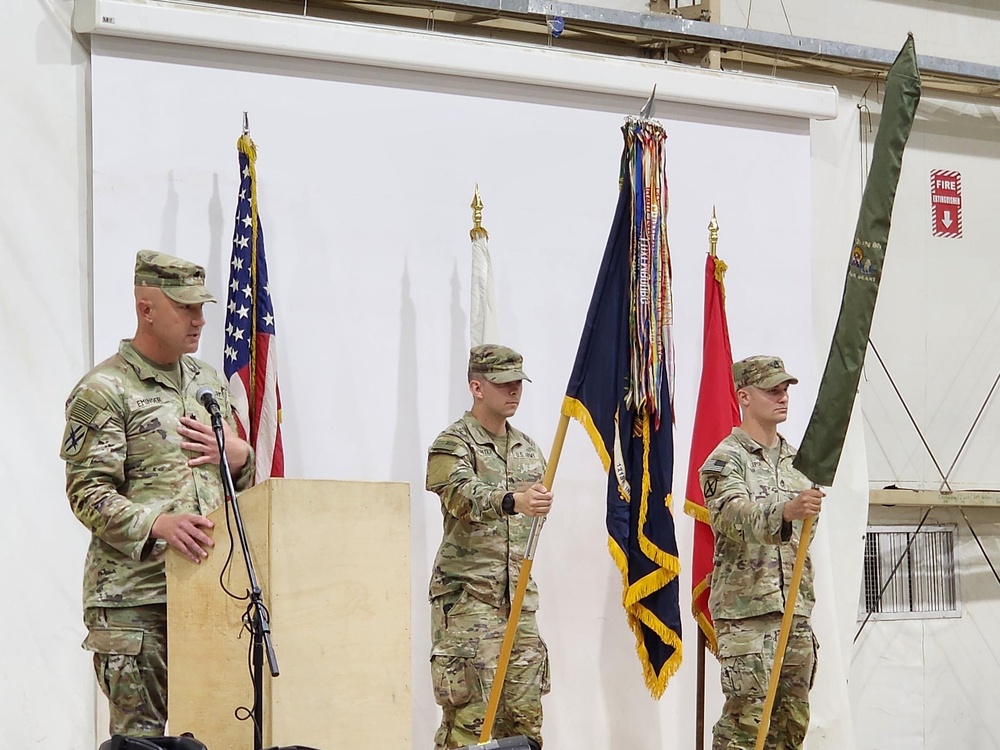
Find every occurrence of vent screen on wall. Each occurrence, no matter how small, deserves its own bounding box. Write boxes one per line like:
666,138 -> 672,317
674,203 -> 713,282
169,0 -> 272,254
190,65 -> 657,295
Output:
860,524 -> 961,620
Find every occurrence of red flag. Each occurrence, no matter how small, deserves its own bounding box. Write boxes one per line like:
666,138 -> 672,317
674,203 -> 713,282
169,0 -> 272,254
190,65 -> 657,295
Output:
224,134 -> 285,481
684,253 -> 739,654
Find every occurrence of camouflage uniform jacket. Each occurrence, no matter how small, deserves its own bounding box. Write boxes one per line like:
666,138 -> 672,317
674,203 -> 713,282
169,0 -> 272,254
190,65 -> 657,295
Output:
426,412 -> 546,611
700,427 -> 814,621
61,340 -> 254,609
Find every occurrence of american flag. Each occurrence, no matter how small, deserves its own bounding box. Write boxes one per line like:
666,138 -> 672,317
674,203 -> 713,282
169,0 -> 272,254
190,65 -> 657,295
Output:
224,133 -> 284,481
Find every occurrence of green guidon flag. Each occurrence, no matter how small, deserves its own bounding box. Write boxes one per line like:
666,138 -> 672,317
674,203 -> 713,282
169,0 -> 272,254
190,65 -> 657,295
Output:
793,35 -> 921,486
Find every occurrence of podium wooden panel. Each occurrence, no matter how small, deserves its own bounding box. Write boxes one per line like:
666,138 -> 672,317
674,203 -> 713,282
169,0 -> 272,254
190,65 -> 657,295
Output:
166,478 -> 411,749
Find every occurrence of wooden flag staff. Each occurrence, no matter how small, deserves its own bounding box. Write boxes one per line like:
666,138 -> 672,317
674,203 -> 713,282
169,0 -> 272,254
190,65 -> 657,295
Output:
695,208 -> 720,750
478,414 -> 570,744
753,34 -> 920,750
753,513 -> 815,750
479,86 -> 658,743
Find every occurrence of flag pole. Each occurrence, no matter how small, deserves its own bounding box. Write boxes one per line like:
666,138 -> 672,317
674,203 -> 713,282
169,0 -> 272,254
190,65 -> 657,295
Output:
753,514 -> 815,750
479,413 -> 569,743
694,208 -> 718,750
752,35 -> 919,750
237,123 -> 259,431
696,628 -> 706,750
708,206 -> 718,258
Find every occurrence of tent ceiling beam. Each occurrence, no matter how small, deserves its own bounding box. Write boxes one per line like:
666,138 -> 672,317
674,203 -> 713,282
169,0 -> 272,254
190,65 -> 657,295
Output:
178,0 -> 1000,97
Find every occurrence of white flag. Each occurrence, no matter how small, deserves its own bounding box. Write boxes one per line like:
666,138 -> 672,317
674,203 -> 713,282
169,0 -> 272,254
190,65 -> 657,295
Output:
470,232 -> 500,347
469,187 -> 501,347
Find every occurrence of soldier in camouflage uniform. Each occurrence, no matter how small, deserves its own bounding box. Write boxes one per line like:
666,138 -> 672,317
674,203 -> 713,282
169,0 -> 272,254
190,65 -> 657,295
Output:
426,345 -> 554,750
699,355 -> 825,750
61,251 -> 255,737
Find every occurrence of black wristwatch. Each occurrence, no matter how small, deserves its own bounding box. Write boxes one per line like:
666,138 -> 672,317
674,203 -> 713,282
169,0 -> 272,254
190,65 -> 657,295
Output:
502,492 -> 516,515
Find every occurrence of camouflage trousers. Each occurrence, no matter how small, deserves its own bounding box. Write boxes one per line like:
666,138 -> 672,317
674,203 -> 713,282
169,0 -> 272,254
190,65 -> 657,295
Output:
83,604 -> 168,737
430,591 -> 550,750
713,614 -> 817,750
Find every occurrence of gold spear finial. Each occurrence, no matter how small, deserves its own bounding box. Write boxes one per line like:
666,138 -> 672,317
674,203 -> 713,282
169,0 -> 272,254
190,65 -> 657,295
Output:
471,183 -> 489,241
708,206 -> 719,257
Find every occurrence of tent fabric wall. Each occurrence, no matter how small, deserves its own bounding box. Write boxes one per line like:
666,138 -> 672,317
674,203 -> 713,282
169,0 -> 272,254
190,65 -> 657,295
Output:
859,94 -> 1000,493
812,83 -> 1000,749
10,2 -> 1000,748
86,32 -> 861,750
1,1 -> 96,748
853,505 -> 1000,749
3,3 -> 876,748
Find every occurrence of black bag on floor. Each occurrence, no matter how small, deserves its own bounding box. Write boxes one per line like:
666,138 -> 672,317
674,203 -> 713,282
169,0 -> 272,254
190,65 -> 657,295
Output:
99,734 -> 208,750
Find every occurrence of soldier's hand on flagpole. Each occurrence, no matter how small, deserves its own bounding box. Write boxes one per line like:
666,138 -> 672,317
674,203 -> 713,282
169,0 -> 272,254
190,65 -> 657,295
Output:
151,512 -> 215,563
514,484 -> 554,517
782,487 -> 825,521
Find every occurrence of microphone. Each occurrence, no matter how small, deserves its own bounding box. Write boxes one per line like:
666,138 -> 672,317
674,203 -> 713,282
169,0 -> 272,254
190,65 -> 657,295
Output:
196,386 -> 223,422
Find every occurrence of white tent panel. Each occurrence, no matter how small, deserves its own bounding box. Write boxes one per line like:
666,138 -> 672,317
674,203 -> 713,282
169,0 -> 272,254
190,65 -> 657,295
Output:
89,33 -> 831,749
862,100 -> 1000,492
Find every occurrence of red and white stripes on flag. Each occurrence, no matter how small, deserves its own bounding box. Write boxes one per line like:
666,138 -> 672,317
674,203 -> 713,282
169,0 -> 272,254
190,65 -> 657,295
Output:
223,133 -> 284,481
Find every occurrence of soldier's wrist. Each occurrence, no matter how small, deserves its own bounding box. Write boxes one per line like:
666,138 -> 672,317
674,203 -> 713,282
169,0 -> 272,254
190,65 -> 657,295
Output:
502,492 -> 517,515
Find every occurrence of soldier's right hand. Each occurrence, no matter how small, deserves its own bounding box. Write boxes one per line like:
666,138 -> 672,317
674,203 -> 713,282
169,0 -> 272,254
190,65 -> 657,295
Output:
514,483 -> 554,517
151,512 -> 215,563
782,487 -> 825,522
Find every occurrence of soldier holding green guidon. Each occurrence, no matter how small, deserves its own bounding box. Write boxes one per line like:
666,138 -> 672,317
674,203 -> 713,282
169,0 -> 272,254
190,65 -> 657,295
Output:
700,355 -> 825,750
60,251 -> 254,737
426,345 -> 554,750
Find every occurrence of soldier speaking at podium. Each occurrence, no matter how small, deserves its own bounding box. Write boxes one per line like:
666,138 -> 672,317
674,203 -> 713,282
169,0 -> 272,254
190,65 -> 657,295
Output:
425,345 -> 554,750
61,251 -> 254,737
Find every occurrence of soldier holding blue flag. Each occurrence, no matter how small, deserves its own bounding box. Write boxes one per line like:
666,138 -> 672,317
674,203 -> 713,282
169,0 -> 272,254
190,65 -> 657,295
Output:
426,344 -> 554,750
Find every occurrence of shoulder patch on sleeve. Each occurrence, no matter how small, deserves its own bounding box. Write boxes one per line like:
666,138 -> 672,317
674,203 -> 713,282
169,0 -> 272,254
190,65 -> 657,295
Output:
61,392 -> 112,460
702,457 -> 731,475
61,419 -> 91,458
700,455 -> 734,500
702,475 -> 720,499
68,398 -> 100,425
426,451 -> 460,489
60,398 -> 100,459
429,433 -> 470,458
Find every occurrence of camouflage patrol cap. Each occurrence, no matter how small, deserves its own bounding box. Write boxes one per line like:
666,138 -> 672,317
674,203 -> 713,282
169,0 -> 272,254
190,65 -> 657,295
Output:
733,355 -> 798,390
134,250 -> 217,304
469,344 -> 532,384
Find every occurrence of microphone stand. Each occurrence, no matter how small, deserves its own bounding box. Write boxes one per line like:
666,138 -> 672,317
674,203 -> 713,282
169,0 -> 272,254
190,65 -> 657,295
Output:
208,408 -> 279,750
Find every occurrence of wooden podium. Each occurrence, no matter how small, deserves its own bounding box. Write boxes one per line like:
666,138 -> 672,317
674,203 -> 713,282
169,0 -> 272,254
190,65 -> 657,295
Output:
166,479 -> 411,749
